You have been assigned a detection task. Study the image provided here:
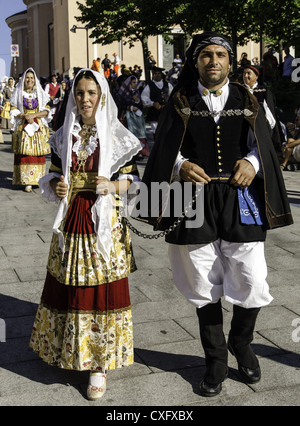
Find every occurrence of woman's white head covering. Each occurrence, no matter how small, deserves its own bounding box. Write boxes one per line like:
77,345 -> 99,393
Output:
10,67 -> 50,111
49,68 -> 142,261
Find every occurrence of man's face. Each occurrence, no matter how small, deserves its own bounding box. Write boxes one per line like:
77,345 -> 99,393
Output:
153,70 -> 162,81
243,68 -> 258,88
195,44 -> 230,88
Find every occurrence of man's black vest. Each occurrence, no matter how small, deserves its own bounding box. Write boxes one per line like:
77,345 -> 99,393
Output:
181,88 -> 249,177
147,80 -> 170,122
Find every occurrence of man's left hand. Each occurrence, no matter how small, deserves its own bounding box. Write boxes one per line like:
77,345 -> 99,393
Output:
230,159 -> 256,188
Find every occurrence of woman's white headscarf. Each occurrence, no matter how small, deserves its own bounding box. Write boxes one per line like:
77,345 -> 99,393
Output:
48,69 -> 142,261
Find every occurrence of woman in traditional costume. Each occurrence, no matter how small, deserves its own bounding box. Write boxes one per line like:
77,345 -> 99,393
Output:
29,69 -> 142,401
10,68 -> 51,192
117,75 -> 149,156
0,77 -> 15,131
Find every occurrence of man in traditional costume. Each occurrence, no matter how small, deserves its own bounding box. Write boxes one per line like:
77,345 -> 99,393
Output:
142,32 -> 293,397
45,74 -> 60,123
243,65 -> 285,151
141,66 -> 173,136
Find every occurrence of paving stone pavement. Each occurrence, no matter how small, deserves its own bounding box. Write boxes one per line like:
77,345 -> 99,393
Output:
0,130 -> 300,408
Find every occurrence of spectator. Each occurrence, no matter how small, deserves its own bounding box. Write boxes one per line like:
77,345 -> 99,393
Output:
282,47 -> 294,80
102,54 -> 111,79
263,48 -> 279,83
91,58 -> 101,72
112,52 -> 121,76
173,53 -> 183,69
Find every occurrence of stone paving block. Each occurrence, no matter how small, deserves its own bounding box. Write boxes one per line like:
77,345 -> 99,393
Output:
266,253 -> 300,271
14,266 -> 47,283
129,268 -> 177,302
36,232 -> 54,244
169,315 -> 200,340
0,269 -> 19,285
284,303 -> 300,316
129,285 -> 151,305
0,233 -> 42,246
0,384 -> 88,406
0,257 -> 10,270
106,353 -> 153,381
24,215 -> 56,228
256,306 -> 298,331
10,252 -> 48,268
274,241 -> 300,255
0,214 -> 28,229
132,299 -> 196,324
259,326 -> 300,354
134,339 -> 205,373
264,244 -> 292,258
267,270 -> 300,289
133,319 -> 194,348
2,241 -> 49,257
134,251 -> 170,270
0,281 -> 44,304
0,224 -> 34,237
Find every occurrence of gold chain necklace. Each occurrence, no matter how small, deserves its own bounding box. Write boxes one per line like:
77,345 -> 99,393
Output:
74,123 -> 97,181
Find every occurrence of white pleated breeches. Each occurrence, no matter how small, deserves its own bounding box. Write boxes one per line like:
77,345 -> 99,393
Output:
168,239 -> 273,309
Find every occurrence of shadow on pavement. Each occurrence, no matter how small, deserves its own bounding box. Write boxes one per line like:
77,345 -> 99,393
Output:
1,293 -> 300,398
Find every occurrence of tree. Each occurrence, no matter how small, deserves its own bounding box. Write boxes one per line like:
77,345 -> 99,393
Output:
171,0 -> 300,68
76,0 -> 186,81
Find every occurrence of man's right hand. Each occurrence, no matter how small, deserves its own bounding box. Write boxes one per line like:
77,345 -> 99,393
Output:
180,161 -> 211,184
153,102 -> 161,110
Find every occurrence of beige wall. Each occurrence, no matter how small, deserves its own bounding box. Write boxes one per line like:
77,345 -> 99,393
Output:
23,0 -> 53,77
6,12 -> 29,78
53,0 -> 70,74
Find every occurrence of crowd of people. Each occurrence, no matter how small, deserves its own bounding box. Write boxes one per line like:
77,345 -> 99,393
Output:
0,36 -> 298,401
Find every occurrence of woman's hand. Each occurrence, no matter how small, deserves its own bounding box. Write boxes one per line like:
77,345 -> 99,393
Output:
52,175 -> 68,199
96,177 -> 116,195
24,113 -> 34,124
96,176 -> 131,195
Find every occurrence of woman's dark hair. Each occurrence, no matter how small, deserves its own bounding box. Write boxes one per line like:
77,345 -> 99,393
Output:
74,70 -> 99,89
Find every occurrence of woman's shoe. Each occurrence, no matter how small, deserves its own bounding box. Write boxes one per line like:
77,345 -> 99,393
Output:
24,185 -> 32,192
87,371 -> 107,401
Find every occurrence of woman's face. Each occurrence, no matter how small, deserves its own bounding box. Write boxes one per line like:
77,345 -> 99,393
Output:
24,72 -> 35,91
75,77 -> 101,125
8,79 -> 14,87
130,79 -> 137,90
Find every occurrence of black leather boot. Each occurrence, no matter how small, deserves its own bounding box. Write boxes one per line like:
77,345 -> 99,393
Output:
228,305 -> 261,383
197,300 -> 228,397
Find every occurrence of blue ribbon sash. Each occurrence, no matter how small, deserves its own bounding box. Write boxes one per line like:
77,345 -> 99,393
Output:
238,184 -> 265,225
